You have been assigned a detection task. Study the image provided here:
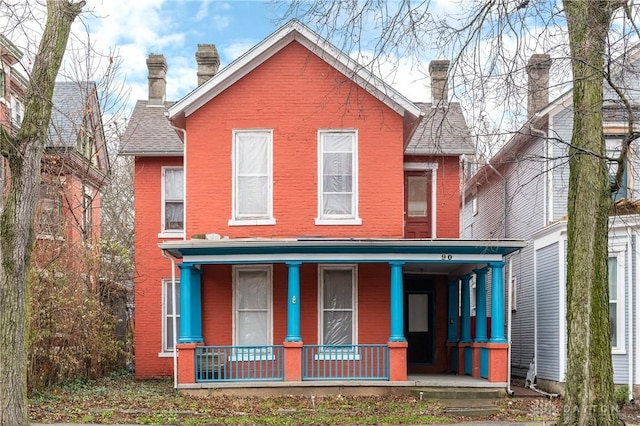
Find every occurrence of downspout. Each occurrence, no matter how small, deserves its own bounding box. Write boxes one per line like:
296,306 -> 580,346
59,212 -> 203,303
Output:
460,155 -> 466,235
161,250 -> 179,390
506,256 -> 515,395
627,228 -> 634,402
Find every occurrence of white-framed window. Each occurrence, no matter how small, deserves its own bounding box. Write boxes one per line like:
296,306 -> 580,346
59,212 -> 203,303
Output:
161,167 -> 184,236
469,275 -> 477,317
316,130 -> 361,225
233,265 -> 273,358
11,95 -> 23,127
318,265 -> 357,347
471,192 -> 478,216
161,279 -> 180,354
230,130 -> 274,226
608,255 -> 625,353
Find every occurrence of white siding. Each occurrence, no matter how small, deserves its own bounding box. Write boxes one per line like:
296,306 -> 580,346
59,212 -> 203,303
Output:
536,242 -> 561,381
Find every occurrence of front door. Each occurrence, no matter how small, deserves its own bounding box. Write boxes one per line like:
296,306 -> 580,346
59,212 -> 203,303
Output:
404,172 -> 431,238
405,279 -> 435,365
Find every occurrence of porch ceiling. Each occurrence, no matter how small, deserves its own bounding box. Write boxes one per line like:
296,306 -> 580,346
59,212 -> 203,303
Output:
159,238 -> 525,276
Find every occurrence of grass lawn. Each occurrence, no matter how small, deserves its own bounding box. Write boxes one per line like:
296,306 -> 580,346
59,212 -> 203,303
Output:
29,372 -> 561,425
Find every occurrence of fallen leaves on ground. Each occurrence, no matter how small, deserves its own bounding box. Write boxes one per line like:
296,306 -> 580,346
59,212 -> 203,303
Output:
28,373 -> 640,425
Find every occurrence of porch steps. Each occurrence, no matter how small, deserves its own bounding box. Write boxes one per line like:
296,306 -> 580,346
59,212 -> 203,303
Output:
410,388 -> 502,417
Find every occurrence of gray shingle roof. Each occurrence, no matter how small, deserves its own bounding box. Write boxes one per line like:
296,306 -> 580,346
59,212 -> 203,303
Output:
405,102 -> 475,156
47,81 -> 96,148
120,100 -> 183,156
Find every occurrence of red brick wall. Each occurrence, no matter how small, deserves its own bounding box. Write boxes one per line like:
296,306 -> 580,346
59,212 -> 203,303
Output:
404,155 -> 461,238
134,156 -> 183,378
200,263 -> 391,347
185,41 -> 405,239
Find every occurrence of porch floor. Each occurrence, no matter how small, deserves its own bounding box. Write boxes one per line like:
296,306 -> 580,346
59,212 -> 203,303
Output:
178,374 -> 507,395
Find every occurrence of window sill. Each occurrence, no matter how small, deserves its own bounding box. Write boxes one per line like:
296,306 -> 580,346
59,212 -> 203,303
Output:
228,218 -> 276,226
314,353 -> 360,361
158,231 -> 185,239
315,217 -> 362,226
611,348 -> 626,355
158,351 -> 178,358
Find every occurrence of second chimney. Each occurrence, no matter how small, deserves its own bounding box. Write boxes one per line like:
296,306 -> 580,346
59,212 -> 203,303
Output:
196,44 -> 220,86
429,60 -> 450,105
147,53 -> 167,105
526,54 -> 551,118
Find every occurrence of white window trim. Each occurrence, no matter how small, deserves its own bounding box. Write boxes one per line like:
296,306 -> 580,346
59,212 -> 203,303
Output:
316,130 -> 361,225
471,192 -> 478,216
229,129 -> 275,226
160,278 -> 180,356
403,162 -> 438,238
609,248 -> 626,354
232,265 -> 273,359
159,166 -> 185,238
317,264 -> 358,359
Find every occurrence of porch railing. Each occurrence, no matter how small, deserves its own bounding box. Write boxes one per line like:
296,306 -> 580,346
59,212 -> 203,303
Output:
195,345 -> 284,382
302,344 -> 389,380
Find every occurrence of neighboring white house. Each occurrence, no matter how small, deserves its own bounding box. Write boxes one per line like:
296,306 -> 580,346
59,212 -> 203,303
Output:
462,49 -> 640,399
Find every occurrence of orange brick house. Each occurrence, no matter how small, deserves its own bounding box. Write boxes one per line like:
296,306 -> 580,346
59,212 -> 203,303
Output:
1,35 -> 109,261
122,20 -> 524,390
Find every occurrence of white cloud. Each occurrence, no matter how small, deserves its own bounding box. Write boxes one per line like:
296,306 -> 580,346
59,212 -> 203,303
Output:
195,0 -> 212,22
222,40 -> 256,63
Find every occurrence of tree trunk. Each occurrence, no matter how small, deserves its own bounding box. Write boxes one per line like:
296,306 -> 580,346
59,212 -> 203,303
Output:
559,1 -> 622,425
0,1 -> 84,425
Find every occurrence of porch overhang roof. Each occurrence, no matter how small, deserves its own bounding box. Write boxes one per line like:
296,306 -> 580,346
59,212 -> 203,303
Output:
159,238 -> 525,272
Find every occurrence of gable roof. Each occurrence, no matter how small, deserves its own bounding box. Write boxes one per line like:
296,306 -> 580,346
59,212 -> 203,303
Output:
168,19 -> 422,127
405,102 -> 475,155
120,100 -> 183,156
46,81 -> 110,178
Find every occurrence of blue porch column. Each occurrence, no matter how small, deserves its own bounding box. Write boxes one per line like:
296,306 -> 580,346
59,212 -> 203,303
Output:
285,261 -> 302,342
473,267 -> 488,342
447,280 -> 459,343
460,274 -> 472,343
489,261 -> 507,343
178,263 -> 203,343
389,261 -> 406,342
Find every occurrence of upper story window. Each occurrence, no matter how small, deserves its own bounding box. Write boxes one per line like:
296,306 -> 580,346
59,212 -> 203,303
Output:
11,96 -> 23,127
161,167 -> 184,236
0,68 -> 5,99
38,182 -> 63,238
83,191 -> 93,243
230,130 -> 274,226
316,130 -> 361,225
606,136 -> 627,201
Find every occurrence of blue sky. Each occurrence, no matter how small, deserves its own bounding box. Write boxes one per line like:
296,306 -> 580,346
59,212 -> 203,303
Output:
83,1 -> 294,109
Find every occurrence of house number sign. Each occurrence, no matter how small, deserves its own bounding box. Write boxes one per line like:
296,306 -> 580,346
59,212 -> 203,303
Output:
441,254 -> 453,260
291,296 -> 297,304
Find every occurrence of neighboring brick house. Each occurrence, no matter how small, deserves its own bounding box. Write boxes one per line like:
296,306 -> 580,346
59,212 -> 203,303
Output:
462,50 -> 640,399
123,20 -> 524,390
1,35 -> 110,274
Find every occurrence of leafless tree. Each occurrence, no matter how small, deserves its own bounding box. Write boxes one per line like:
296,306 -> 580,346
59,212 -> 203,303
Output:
282,1 -> 640,424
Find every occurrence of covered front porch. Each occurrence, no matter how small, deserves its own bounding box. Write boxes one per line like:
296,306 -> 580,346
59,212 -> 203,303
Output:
159,238 -> 525,390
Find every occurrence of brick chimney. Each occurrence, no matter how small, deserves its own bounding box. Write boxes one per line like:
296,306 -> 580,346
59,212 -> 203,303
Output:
147,53 -> 167,106
526,54 -> 551,118
196,44 -> 220,86
429,60 -> 450,105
